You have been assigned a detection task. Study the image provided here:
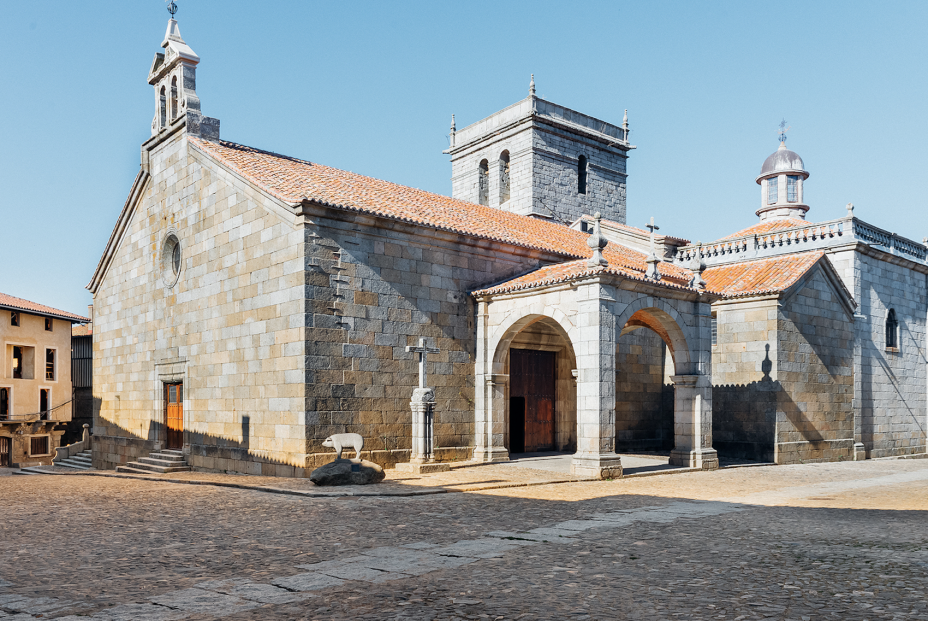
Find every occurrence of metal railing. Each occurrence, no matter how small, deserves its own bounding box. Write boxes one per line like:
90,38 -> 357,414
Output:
0,399 -> 72,422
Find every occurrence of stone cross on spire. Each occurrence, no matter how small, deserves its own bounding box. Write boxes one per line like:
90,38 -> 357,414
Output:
645,217 -> 662,281
406,338 -> 440,390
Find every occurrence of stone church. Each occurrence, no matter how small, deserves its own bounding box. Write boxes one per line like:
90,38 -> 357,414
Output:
87,18 -> 926,478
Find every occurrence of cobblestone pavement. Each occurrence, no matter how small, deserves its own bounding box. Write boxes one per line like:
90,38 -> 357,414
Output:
1,459 -> 927,620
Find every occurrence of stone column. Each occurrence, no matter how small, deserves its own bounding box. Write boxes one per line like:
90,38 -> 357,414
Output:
571,280 -> 623,479
397,388 -> 449,474
473,374 -> 510,463
409,388 -> 435,463
669,374 -> 719,469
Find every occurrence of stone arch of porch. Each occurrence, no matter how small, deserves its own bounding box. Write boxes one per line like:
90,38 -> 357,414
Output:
613,296 -> 694,375
488,306 -> 579,373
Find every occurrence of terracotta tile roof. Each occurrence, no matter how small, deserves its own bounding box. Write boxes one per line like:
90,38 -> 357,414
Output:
189,137 -> 697,290
720,218 -> 810,240
0,292 -> 90,323
72,324 -> 93,337
702,251 -> 824,297
472,257 -> 697,296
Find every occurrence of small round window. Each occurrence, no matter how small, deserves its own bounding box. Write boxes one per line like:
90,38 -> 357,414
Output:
161,233 -> 182,288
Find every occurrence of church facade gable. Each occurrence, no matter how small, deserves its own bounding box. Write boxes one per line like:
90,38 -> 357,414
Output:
91,130 -> 310,474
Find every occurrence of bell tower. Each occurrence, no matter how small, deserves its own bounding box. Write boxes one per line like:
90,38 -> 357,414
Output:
147,8 -> 219,140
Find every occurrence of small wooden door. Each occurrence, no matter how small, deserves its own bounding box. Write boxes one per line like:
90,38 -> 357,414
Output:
0,437 -> 10,467
509,349 -> 556,452
165,383 -> 183,450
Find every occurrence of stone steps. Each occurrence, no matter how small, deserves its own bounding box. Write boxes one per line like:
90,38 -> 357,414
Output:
56,450 -> 94,471
13,467 -> 49,475
116,449 -> 190,474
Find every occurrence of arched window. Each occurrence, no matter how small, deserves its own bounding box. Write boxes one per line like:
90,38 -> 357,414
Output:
478,159 -> 489,206
578,155 -> 587,195
170,76 -> 179,119
767,177 -> 778,204
498,151 -> 510,204
886,309 -> 898,349
159,86 -> 167,129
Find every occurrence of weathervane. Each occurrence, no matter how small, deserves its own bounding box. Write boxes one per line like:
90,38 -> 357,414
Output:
167,1 -> 178,18
778,119 -> 790,145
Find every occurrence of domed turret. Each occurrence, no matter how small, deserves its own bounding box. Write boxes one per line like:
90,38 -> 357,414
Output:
754,125 -> 809,222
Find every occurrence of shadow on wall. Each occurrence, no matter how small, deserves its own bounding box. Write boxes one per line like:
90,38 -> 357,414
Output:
713,345 -> 828,463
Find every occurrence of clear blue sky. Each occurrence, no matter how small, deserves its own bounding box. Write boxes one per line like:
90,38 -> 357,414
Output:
1,1 -> 926,315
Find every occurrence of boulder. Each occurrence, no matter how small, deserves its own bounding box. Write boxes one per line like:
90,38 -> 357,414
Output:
310,458 -> 385,486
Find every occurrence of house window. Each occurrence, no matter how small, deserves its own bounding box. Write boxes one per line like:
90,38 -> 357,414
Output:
787,175 -> 799,203
40,389 -> 49,419
45,317 -> 53,332
886,309 -> 899,350
12,346 -> 23,379
711,315 -> 718,348
10,312 -> 19,327
45,349 -> 55,381
477,159 -> 489,206
498,151 -> 510,204
30,436 -> 49,456
767,177 -> 778,204
578,155 -> 588,194
0,387 -> 9,420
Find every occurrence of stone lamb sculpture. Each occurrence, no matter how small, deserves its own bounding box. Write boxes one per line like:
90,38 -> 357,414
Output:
322,433 -> 364,460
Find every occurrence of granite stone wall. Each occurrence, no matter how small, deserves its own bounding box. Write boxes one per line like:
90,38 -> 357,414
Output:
711,299 -> 779,462
711,267 -> 856,464
775,267 -> 855,463
828,248 -> 928,458
300,207 -> 564,468
615,328 -> 673,452
530,124 -> 627,226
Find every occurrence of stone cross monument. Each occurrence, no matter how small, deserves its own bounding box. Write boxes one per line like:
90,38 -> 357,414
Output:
396,338 -> 450,473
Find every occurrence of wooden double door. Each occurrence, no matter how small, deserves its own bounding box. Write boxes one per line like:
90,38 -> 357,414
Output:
509,349 -> 556,453
164,383 -> 184,450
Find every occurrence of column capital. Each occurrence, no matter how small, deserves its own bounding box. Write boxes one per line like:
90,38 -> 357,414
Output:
670,374 -> 711,388
486,374 -> 509,386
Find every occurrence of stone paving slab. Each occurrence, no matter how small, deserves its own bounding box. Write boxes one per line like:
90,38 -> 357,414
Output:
3,459 -> 928,620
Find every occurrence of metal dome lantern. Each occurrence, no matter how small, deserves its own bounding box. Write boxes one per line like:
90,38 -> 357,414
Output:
754,121 -> 810,222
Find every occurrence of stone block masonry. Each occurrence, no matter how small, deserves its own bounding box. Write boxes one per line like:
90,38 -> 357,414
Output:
450,97 -> 630,225
302,208 -> 563,468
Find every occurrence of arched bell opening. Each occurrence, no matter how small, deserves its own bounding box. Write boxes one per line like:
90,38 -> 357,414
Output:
497,316 -> 577,455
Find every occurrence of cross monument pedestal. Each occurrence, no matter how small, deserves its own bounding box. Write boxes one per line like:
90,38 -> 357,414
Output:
395,338 -> 450,474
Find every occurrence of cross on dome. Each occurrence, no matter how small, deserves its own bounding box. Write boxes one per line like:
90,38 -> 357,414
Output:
778,119 -> 791,145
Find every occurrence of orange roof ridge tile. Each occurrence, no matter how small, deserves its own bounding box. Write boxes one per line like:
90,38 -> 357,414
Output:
0,292 -> 90,322
189,136 -> 697,288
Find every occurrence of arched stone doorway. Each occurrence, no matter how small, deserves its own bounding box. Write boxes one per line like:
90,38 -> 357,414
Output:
504,317 -> 577,454
473,306 -> 579,464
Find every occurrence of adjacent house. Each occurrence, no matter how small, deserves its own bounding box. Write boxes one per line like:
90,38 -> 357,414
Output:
0,292 -> 90,467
